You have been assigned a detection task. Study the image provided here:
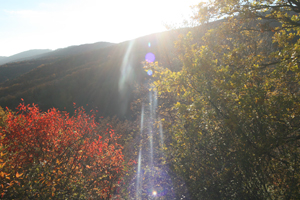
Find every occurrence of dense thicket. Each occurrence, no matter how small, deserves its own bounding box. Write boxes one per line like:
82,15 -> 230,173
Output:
0,103 -> 133,199
146,0 -> 300,199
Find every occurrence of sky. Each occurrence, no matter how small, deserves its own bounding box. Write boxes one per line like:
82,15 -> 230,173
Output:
0,0 -> 202,57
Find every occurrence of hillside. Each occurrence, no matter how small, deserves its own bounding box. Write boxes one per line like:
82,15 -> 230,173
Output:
0,30 -> 184,119
35,41 -> 114,59
0,22 -> 226,119
0,58 -> 55,84
0,42 -> 115,84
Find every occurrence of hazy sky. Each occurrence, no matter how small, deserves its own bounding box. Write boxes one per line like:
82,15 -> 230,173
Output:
0,0 -> 202,57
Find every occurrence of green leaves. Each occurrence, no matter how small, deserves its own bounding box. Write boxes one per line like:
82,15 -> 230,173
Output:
148,0 -> 300,199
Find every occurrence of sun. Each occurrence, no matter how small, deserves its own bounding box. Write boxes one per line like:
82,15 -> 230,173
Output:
152,190 -> 157,196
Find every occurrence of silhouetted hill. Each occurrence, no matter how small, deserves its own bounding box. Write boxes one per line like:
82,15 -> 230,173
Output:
0,19 -> 234,119
0,49 -> 52,65
0,22 -> 229,118
0,30 -> 184,119
33,42 -> 115,59
0,42 -> 116,84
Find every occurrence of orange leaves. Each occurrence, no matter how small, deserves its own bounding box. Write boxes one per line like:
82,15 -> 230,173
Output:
15,172 -> 23,178
0,171 -> 8,178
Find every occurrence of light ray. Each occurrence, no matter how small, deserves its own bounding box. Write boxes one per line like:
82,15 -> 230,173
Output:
159,118 -> 164,149
149,90 -> 154,192
119,40 -> 134,92
153,90 -> 157,119
136,147 -> 142,199
136,104 -> 144,200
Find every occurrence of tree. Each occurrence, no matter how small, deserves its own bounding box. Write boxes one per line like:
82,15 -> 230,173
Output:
0,103 -> 130,199
148,0 -> 300,199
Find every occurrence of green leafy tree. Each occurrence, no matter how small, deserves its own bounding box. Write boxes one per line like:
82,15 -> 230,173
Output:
148,0 -> 300,199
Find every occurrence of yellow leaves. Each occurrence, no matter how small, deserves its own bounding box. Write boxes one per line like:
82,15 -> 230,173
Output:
56,159 -> 61,165
0,162 -> 6,169
0,152 -> 6,157
291,114 -> 295,119
175,102 -> 181,107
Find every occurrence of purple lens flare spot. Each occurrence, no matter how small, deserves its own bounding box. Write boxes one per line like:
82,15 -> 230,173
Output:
145,52 -> 155,63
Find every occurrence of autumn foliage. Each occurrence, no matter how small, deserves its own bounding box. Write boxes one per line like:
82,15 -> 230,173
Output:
0,103 -> 130,199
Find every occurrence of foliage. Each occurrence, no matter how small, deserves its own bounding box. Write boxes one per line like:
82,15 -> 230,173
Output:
95,116 -> 140,199
0,103 -> 129,199
147,0 -> 300,199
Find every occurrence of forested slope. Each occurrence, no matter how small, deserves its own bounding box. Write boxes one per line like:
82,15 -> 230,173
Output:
0,30 -> 182,118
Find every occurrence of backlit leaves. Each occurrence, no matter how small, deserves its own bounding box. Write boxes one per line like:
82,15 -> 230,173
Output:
147,0 -> 300,199
0,103 -> 130,199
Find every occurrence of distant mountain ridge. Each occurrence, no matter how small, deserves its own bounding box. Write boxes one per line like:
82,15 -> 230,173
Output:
0,49 -> 52,65
0,31 -> 183,118
36,41 -> 114,59
0,22 -> 226,119
0,42 -> 115,66
0,57 -> 6,63
0,42 -> 115,83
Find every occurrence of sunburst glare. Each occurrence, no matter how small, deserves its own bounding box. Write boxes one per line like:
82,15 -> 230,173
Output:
152,190 -> 157,196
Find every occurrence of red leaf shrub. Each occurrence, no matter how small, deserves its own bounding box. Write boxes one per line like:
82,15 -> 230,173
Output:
0,103 -> 130,199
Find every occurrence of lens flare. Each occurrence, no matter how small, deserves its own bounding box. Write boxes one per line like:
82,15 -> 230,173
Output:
136,148 -> 142,199
135,104 -> 144,200
159,120 -> 164,148
145,52 -> 155,63
152,190 -> 157,196
119,40 -> 134,92
153,90 -> 157,119
147,70 -> 153,76
148,42 -> 151,47
149,90 -> 155,192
